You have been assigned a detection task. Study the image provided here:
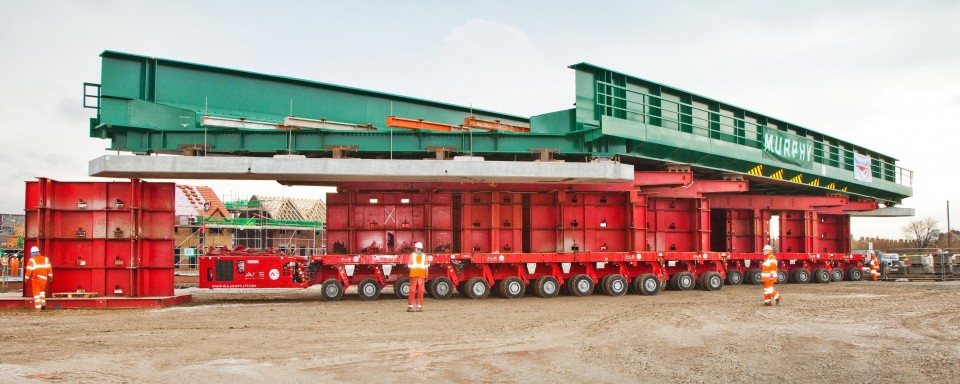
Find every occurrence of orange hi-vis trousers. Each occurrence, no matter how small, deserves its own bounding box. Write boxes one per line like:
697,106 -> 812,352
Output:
31,278 -> 48,310
763,281 -> 781,305
408,277 -> 425,309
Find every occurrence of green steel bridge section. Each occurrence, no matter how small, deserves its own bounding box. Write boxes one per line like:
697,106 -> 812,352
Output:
85,51 -> 912,204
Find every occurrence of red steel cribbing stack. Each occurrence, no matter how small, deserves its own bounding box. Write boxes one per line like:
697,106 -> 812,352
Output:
23,178 -> 175,299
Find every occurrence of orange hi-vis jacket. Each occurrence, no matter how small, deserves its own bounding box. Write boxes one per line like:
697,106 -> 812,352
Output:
761,254 -> 778,284
408,251 -> 428,279
870,255 -> 880,271
26,254 -> 53,282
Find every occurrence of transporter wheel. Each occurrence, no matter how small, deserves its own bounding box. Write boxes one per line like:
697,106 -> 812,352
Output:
465,277 -> 490,300
394,277 -> 411,299
812,268 -> 831,283
633,273 -> 660,296
667,273 -> 681,290
791,268 -> 811,284
320,279 -> 344,302
603,274 -> 628,297
777,269 -> 789,284
846,267 -> 863,281
568,274 -> 594,297
598,275 -> 612,295
745,269 -> 762,285
357,278 -> 381,301
701,272 -> 723,291
669,272 -> 695,291
725,270 -> 743,286
429,277 -> 454,300
498,277 -> 526,299
534,276 -> 560,298
831,268 -> 844,282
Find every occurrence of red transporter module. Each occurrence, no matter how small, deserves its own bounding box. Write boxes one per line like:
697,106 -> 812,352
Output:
200,172 -> 871,301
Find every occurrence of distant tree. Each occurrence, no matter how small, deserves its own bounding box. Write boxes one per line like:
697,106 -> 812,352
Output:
902,218 -> 941,249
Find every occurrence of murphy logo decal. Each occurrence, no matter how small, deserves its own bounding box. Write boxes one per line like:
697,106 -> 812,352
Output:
763,129 -> 813,168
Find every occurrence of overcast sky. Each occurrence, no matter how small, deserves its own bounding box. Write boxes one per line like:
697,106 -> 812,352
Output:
1,0 -> 958,239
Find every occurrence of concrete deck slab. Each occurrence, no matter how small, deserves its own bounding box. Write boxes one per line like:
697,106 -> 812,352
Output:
89,155 -> 635,184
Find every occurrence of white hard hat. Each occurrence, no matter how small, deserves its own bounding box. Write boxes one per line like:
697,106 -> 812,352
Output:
414,242 -> 423,249
30,246 -> 40,255
762,244 -> 773,252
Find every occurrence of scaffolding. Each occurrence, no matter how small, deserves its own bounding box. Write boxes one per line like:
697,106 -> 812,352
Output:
222,196 -> 326,256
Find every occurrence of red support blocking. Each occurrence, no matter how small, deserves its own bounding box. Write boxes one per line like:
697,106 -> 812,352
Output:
754,210 -> 772,253
633,171 -> 693,186
21,178 -> 180,305
646,198 -> 709,252
707,194 -> 848,210
725,210 -> 756,253
779,210 -> 807,253
813,200 -> 879,215
327,171 -> 692,193
811,214 -> 851,254
640,180 -> 748,199
627,192 -> 647,252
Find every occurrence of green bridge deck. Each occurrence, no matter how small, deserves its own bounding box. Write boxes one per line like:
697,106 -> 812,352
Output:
86,51 -> 912,204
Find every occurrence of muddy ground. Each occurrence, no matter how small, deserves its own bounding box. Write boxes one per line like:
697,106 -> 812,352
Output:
0,280 -> 958,383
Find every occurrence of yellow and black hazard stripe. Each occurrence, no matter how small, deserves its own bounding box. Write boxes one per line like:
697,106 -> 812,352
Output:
789,174 -> 803,183
747,165 -> 763,176
769,169 -> 784,180
808,178 -> 820,187
826,182 -> 836,190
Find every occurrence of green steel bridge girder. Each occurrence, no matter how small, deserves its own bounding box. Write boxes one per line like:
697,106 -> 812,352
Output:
88,51 -> 913,204
93,124 -> 597,158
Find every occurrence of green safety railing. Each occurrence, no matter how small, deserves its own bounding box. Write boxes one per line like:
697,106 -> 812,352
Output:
199,216 -> 323,229
594,80 -> 913,187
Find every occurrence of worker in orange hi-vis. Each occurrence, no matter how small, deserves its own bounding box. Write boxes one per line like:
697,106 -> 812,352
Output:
407,242 -> 429,312
870,253 -> 881,281
760,244 -> 781,306
9,254 -> 19,277
24,246 -> 53,312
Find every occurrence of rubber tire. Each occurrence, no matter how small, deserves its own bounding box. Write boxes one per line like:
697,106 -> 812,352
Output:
603,274 -> 628,297
357,278 -> 381,301
725,269 -> 743,286
465,277 -> 490,299
831,268 -> 844,282
534,276 -> 560,298
812,268 -> 831,284
846,267 -> 863,281
672,272 -> 695,291
777,269 -> 788,284
429,277 -> 454,300
394,277 -> 410,299
497,276 -> 526,299
667,273 -> 681,290
598,275 -> 613,296
701,272 -> 723,291
320,279 -> 344,302
633,273 -> 660,296
791,268 -> 811,284
568,274 -> 594,297
745,269 -> 762,285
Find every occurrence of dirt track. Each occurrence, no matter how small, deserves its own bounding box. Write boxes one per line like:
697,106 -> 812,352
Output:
1,280 -> 959,383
